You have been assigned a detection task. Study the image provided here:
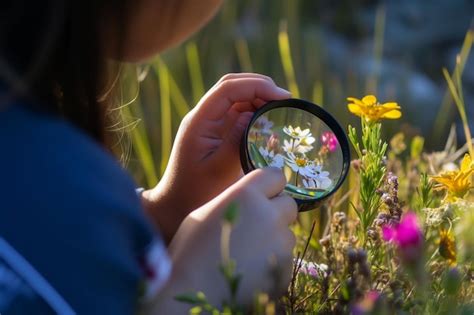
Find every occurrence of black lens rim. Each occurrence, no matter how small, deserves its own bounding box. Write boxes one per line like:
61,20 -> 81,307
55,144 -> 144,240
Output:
240,98 -> 351,212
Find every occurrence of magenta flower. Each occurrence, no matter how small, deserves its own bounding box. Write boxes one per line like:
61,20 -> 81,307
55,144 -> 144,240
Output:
321,131 -> 338,152
382,212 -> 423,263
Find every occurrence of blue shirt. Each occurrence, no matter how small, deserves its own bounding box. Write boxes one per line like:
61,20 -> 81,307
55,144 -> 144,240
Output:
0,104 -> 168,314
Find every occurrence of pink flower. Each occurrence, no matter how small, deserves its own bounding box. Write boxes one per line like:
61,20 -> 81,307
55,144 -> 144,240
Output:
321,131 -> 338,152
382,212 -> 423,263
351,290 -> 381,315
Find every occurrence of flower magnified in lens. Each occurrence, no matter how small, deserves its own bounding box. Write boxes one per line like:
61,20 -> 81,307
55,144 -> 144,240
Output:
285,152 -> 311,174
347,95 -> 401,122
266,133 -> 280,152
258,147 -> 284,168
431,153 -> 474,202
253,116 -> 274,135
302,164 -> 332,190
249,116 -> 336,195
321,131 -> 338,152
282,139 -> 313,154
283,125 -> 315,145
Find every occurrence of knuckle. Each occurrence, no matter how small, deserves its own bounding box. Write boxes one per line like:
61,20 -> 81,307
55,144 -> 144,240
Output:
246,168 -> 266,182
259,74 -> 274,83
181,110 -> 194,125
216,78 -> 234,92
218,73 -> 238,83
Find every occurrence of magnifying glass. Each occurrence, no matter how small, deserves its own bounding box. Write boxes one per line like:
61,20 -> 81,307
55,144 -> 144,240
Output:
240,98 -> 350,211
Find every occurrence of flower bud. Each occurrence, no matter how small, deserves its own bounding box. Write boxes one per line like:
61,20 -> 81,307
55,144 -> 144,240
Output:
266,133 -> 280,152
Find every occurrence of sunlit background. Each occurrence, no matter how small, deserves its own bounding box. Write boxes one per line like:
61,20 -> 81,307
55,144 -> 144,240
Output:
118,0 -> 474,190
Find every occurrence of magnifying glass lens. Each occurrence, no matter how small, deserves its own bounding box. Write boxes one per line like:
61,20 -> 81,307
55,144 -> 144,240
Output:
241,99 -> 350,211
247,107 -> 344,199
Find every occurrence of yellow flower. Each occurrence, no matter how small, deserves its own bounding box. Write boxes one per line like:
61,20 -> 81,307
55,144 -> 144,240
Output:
431,154 -> 474,202
347,95 -> 402,122
438,229 -> 456,266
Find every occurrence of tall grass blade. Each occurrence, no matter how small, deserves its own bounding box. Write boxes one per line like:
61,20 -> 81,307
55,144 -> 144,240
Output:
442,67 -> 474,157
154,56 -> 192,118
155,58 -> 173,176
186,41 -> 205,104
432,29 -> 473,141
366,4 -> 385,94
122,87 -> 159,187
278,20 -> 300,98
312,81 -> 323,106
235,38 -> 253,72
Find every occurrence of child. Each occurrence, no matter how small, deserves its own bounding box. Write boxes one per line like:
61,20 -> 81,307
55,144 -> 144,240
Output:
0,1 -> 297,314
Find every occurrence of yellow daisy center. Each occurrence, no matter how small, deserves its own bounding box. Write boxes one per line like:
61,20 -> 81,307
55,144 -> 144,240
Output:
295,157 -> 307,167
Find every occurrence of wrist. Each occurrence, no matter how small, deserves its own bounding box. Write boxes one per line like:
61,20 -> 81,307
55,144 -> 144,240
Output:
141,186 -> 185,244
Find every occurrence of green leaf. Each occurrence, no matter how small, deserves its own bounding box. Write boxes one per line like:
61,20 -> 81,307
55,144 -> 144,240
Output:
175,292 -> 207,305
190,306 -> 202,314
249,143 -> 268,168
350,202 -> 363,225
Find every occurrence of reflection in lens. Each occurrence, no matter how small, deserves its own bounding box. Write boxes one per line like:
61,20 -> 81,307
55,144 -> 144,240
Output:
248,107 -> 344,200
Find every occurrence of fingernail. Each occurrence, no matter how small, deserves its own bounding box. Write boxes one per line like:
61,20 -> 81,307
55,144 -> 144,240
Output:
277,87 -> 291,95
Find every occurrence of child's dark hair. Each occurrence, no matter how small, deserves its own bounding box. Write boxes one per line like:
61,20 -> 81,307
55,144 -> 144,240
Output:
0,0 -> 129,144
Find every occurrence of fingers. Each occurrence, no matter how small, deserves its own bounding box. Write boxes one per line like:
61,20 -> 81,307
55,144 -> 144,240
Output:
204,111 -> 252,167
244,167 -> 287,198
215,73 -> 275,86
196,77 -> 290,120
225,111 -> 253,146
271,194 -> 298,225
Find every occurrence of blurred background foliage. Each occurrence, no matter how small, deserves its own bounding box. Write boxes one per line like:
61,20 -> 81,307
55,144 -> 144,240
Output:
118,0 -> 474,199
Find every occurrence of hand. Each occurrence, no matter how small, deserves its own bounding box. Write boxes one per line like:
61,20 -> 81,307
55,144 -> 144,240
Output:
143,168 -> 298,313
142,73 -> 291,242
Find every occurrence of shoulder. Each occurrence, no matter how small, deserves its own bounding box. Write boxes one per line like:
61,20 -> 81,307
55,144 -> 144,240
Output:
0,105 -> 149,240
0,104 -> 165,314
0,105 -> 132,192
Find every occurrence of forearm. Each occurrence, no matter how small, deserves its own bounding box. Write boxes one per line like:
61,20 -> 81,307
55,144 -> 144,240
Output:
140,187 -> 185,244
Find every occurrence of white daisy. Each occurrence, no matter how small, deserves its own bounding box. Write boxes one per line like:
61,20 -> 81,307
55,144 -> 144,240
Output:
282,139 -> 313,154
258,147 -> 285,168
302,164 -> 332,190
283,125 -> 309,138
254,116 -> 274,135
283,125 -> 316,146
285,152 -> 312,175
